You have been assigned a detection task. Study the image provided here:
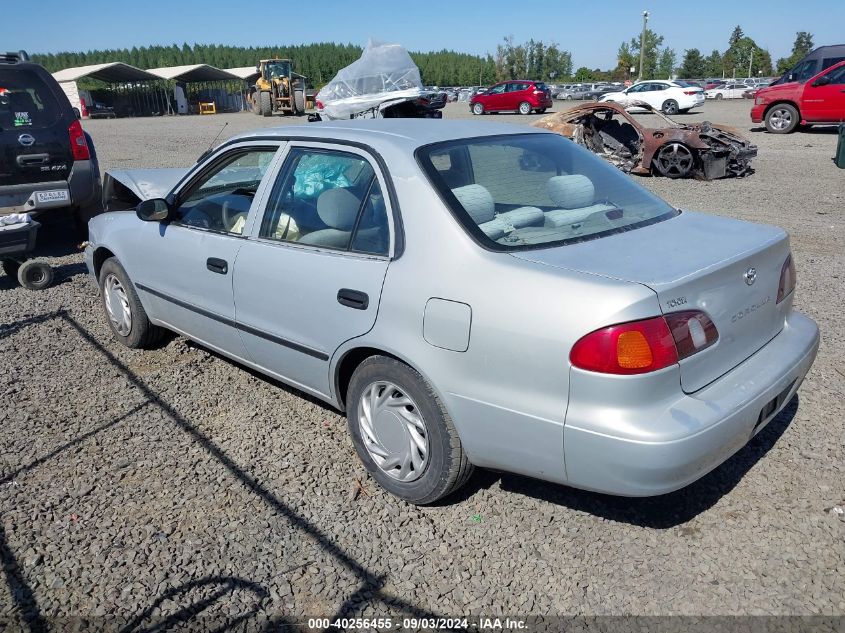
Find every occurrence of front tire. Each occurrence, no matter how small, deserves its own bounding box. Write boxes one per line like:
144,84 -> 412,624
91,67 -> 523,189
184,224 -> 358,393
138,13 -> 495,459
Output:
471,102 -> 484,115
293,90 -> 305,115
347,356 -> 473,504
765,104 -> 799,134
259,91 -> 273,117
518,101 -> 532,115
98,257 -> 163,349
654,142 -> 695,178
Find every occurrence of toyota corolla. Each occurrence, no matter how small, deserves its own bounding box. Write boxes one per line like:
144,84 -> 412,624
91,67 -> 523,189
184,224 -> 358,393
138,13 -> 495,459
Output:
84,120 -> 819,504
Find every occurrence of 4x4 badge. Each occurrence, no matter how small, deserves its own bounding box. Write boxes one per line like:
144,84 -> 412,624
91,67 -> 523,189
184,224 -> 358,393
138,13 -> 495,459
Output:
18,133 -> 35,147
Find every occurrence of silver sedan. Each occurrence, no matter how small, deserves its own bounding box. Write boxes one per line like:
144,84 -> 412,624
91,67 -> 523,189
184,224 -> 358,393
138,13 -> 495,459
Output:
85,120 -> 819,504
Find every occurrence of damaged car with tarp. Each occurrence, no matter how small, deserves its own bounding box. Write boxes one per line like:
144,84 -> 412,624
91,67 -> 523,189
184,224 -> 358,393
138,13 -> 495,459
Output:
531,101 -> 757,179
312,41 -> 445,121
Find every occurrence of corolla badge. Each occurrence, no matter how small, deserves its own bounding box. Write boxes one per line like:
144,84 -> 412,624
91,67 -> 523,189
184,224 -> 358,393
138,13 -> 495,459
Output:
744,267 -> 757,286
18,133 -> 35,147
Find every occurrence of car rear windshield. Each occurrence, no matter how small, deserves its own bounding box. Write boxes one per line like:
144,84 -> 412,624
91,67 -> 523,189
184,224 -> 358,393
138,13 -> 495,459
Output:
0,69 -> 62,131
417,133 -> 678,251
534,82 -> 547,91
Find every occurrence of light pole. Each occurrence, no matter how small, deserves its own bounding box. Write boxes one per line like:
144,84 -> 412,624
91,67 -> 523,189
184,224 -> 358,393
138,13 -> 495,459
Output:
638,10 -> 649,81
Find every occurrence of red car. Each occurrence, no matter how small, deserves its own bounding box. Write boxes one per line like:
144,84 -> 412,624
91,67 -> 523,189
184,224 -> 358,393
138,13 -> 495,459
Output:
470,80 -> 553,115
751,59 -> 845,133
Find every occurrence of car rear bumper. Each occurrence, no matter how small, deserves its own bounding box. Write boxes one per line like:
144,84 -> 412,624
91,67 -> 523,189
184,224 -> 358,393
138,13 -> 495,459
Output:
563,311 -> 819,496
0,159 -> 98,216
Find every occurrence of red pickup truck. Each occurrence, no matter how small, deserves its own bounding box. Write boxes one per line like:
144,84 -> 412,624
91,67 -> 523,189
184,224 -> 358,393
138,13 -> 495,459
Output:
751,60 -> 845,133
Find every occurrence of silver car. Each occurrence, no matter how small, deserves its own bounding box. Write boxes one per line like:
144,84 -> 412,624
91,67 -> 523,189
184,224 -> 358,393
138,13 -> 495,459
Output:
84,120 -> 819,504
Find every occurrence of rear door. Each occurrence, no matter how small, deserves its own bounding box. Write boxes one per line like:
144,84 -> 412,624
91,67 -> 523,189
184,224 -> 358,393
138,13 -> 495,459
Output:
0,67 -> 71,189
233,143 -> 393,397
801,63 -> 845,121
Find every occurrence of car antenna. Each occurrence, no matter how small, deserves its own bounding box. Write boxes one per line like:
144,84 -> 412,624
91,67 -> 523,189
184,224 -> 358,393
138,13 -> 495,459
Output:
196,122 -> 229,163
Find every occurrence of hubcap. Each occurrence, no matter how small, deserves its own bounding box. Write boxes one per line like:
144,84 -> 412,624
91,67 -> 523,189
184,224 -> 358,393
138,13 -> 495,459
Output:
520,103 -> 530,114
664,102 -> 678,114
103,274 -> 132,336
657,143 -> 693,177
357,381 -> 429,482
770,109 -> 792,130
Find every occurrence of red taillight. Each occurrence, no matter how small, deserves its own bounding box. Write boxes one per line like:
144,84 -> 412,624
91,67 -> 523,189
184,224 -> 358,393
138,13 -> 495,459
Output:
316,100 -> 324,110
68,119 -> 90,160
570,311 -> 719,375
777,254 -> 796,303
664,311 -> 718,360
683,90 -> 698,95
570,316 -> 678,375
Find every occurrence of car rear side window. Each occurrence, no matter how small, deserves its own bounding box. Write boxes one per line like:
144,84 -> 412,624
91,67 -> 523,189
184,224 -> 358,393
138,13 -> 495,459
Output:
259,148 -> 389,256
418,133 -> 677,251
0,69 -> 61,130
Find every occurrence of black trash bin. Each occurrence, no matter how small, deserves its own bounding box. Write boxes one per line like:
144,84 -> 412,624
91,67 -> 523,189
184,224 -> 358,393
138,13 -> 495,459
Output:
836,123 -> 845,169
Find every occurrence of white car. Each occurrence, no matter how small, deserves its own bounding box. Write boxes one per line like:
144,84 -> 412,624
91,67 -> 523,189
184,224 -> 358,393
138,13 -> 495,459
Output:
705,83 -> 748,99
598,81 -> 704,115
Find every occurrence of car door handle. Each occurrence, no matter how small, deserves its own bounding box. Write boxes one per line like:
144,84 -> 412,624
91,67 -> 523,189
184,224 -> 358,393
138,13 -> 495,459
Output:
337,288 -> 369,310
206,257 -> 228,275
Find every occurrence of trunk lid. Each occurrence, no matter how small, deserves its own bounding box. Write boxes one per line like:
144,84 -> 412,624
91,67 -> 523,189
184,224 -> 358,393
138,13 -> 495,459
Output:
0,67 -> 73,188
513,211 -> 792,392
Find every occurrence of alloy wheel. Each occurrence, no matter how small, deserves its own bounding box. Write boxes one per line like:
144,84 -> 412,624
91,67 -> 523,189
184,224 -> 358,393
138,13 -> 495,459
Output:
769,108 -> 793,131
656,143 -> 694,178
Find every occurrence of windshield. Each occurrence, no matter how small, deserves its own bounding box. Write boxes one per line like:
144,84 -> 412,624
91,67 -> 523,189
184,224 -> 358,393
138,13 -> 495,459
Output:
266,61 -> 291,78
418,133 -> 677,251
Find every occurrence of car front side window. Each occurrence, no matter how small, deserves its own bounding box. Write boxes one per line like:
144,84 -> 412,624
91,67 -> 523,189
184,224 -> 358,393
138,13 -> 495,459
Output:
259,148 -> 390,256
176,149 -> 277,235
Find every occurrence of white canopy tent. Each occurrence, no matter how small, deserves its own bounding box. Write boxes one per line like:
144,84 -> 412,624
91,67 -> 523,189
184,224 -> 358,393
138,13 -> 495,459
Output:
52,62 -> 160,114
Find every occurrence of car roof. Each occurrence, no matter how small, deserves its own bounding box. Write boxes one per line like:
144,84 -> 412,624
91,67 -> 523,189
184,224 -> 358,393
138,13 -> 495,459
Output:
227,119 -> 552,153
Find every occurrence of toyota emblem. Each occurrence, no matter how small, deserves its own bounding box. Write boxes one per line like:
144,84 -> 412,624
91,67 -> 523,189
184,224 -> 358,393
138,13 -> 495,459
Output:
744,267 -> 757,286
18,133 -> 35,147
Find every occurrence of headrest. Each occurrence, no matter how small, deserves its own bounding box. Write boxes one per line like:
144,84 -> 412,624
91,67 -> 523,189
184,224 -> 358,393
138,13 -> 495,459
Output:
317,188 -> 361,230
451,184 -> 495,224
547,175 -> 595,209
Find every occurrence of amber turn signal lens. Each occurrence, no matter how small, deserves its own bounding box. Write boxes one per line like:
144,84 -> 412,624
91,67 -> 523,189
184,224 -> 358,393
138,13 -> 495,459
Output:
616,331 -> 654,368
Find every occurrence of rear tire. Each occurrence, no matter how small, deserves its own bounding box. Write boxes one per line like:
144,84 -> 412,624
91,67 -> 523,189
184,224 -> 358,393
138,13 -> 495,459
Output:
661,99 -> 679,115
98,257 -> 163,349
518,101 -> 532,115
17,260 -> 53,291
765,104 -> 799,134
259,91 -> 272,117
347,356 -> 474,504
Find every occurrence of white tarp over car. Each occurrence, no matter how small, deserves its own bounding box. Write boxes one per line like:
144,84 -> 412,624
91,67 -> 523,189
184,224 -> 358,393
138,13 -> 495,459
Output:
315,40 -> 423,120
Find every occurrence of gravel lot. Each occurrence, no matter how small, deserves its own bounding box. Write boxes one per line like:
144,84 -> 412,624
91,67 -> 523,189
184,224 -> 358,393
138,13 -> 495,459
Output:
1,99 -> 843,628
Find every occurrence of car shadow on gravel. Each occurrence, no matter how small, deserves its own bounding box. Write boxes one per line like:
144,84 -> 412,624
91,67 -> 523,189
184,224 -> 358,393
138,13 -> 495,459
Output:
1,309 -> 440,628
451,396 -> 799,528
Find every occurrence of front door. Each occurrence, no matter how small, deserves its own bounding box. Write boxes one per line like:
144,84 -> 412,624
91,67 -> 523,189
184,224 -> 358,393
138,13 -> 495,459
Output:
233,144 -> 393,397
128,145 -> 281,357
802,64 -> 845,122
484,83 -> 508,111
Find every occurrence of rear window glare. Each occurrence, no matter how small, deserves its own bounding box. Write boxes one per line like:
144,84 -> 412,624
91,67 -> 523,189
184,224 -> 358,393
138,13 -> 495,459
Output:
417,133 -> 678,251
0,69 -> 61,130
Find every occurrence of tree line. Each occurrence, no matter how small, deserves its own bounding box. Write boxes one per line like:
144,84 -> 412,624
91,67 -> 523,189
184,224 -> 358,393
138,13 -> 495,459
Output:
30,43 -> 504,88
30,29 -> 817,89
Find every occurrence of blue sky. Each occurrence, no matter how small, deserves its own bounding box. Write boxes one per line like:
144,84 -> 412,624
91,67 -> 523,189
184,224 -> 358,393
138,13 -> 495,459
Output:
4,0 -> 844,69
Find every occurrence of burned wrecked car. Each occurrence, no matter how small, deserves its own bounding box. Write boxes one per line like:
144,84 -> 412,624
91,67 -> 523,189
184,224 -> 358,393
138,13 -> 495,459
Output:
531,101 -> 756,179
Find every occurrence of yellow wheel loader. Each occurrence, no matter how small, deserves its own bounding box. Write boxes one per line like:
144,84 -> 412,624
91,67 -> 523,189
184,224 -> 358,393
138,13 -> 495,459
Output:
250,59 -> 307,117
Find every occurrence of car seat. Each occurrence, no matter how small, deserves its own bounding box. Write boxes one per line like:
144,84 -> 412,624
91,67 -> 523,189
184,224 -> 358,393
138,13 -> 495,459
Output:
299,187 -> 362,249
544,175 -> 615,227
450,184 -> 543,239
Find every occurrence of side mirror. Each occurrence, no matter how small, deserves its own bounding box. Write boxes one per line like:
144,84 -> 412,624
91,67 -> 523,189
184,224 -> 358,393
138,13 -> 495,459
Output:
812,76 -> 831,87
136,198 -> 173,222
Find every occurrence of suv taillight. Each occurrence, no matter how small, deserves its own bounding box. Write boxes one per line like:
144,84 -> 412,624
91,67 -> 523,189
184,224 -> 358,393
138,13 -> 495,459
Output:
777,254 -> 796,303
68,119 -> 90,160
570,311 -> 718,375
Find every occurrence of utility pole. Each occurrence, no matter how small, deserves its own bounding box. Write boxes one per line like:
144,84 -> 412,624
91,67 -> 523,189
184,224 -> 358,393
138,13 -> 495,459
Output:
638,10 -> 649,81
748,48 -> 754,78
